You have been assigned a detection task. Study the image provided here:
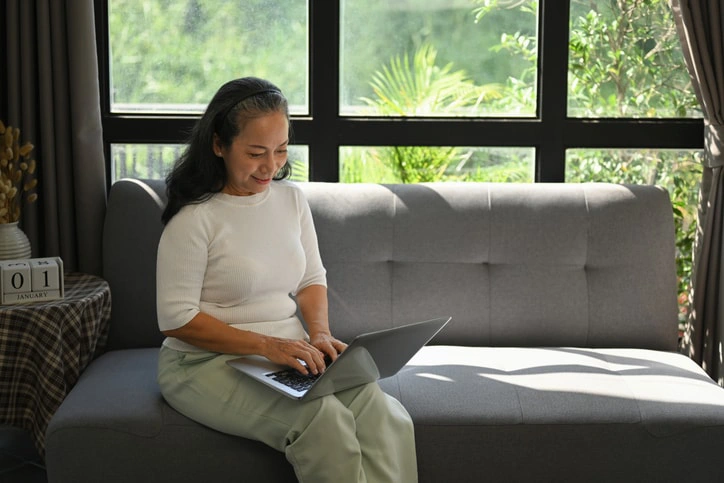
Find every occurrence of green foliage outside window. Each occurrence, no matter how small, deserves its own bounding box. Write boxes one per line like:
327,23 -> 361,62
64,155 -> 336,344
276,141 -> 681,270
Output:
344,43 -> 524,184
108,0 -> 307,108
567,0 -> 697,117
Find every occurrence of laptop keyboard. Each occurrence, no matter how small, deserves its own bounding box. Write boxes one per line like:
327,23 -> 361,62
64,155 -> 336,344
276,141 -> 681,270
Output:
267,369 -> 321,392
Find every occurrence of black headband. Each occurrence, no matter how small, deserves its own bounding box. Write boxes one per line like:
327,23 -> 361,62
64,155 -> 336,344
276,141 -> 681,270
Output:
237,88 -> 281,103
217,88 -> 282,126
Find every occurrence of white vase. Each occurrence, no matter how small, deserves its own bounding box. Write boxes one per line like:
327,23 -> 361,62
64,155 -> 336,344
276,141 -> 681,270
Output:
0,222 -> 32,260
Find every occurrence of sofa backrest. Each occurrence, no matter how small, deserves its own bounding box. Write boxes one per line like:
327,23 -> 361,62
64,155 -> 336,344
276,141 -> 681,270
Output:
103,180 -> 678,352
305,182 -> 678,351
103,178 -> 167,350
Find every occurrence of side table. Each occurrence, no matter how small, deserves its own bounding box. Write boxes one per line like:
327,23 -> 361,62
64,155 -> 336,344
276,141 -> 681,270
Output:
0,272 -> 111,457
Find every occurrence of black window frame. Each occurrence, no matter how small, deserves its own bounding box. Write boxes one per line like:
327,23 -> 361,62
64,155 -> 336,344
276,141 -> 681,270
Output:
94,0 -> 704,187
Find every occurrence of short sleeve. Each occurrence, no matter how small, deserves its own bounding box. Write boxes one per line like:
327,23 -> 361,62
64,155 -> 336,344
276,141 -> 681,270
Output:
156,206 -> 209,331
294,187 -> 327,293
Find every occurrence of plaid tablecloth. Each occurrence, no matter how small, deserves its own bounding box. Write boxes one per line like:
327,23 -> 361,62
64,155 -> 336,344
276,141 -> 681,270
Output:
0,272 -> 111,457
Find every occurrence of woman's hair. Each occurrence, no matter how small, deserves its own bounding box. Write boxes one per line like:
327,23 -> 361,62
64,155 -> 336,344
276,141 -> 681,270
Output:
161,77 -> 292,224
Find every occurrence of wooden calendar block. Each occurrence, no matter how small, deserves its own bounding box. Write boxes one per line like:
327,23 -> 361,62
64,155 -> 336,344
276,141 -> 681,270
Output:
1,261 -> 31,294
31,258 -> 62,291
0,257 -> 64,304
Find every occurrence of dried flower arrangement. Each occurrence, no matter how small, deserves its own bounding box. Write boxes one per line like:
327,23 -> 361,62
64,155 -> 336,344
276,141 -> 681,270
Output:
0,120 -> 38,224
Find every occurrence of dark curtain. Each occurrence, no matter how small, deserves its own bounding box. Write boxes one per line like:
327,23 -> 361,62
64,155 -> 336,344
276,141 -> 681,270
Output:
3,0 -> 106,275
672,0 -> 724,384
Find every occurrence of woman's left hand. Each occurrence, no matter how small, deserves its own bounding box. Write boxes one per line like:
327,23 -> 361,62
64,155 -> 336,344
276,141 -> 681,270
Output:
310,331 -> 347,363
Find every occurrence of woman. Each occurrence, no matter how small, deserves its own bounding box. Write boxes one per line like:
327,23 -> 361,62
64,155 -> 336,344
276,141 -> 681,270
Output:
156,77 -> 418,482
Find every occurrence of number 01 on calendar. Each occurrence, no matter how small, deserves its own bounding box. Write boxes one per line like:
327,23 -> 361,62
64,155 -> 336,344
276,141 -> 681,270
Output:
0,257 -> 64,305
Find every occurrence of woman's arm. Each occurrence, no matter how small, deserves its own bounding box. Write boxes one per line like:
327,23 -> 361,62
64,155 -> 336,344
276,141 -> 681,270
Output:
163,312 -> 328,375
296,284 -> 348,362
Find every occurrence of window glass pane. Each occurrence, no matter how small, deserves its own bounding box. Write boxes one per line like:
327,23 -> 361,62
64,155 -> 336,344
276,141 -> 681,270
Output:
340,0 -> 538,117
111,144 -> 309,183
108,0 -> 308,114
566,149 -> 702,329
568,0 -> 700,118
340,146 -> 534,183
111,144 -> 182,181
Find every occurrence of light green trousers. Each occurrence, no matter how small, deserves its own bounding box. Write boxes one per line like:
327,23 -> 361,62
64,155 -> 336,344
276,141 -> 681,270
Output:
158,346 -> 418,483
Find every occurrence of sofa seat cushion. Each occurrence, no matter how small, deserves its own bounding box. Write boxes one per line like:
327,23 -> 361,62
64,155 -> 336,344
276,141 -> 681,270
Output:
377,346 -> 724,482
45,348 -> 297,483
47,346 -> 724,483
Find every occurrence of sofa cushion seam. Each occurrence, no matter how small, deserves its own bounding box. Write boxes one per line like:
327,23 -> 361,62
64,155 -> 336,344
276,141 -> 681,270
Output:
583,186 -> 592,347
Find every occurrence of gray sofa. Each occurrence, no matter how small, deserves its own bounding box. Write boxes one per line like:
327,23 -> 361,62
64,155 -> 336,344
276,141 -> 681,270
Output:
46,179 -> 724,482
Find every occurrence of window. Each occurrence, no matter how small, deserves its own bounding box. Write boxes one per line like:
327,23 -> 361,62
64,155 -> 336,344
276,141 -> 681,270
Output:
107,0 -> 309,114
110,144 -> 309,182
340,146 -> 534,183
97,0 -> 704,327
98,0 -> 701,184
567,1 -> 697,118
340,0 -> 538,117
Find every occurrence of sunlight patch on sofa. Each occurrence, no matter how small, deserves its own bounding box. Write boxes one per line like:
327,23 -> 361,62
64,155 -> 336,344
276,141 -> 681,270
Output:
414,372 -> 455,383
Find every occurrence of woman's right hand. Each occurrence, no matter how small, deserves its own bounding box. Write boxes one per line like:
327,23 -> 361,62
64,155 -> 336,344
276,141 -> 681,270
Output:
261,336 -> 327,376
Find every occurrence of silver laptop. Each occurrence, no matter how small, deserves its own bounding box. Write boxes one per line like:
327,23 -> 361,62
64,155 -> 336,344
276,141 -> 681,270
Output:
226,316 -> 451,401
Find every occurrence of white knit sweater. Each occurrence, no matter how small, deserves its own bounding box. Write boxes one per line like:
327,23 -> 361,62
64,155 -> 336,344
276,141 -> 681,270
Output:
156,180 -> 327,352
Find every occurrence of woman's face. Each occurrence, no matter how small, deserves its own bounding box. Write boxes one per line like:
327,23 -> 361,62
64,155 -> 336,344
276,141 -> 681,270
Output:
214,111 -> 289,196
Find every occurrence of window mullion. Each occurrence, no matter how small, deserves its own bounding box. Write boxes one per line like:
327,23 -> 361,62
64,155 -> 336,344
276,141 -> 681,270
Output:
307,0 -> 341,182
536,0 -> 571,182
